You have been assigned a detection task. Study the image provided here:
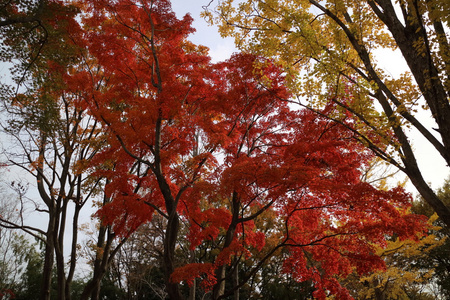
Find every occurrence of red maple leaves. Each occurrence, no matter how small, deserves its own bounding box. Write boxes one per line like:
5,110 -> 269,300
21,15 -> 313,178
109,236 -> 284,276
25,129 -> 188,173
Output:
58,0 -> 427,298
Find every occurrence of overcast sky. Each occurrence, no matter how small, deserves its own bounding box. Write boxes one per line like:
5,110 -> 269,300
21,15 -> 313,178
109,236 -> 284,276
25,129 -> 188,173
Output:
170,1 -> 236,62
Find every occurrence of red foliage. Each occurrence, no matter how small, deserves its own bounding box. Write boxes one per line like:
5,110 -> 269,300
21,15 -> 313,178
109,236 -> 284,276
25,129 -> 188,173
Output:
60,0 -> 427,298
170,263 -> 216,291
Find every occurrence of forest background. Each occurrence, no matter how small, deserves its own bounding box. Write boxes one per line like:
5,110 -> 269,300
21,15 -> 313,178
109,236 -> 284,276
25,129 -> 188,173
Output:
0,0 -> 449,300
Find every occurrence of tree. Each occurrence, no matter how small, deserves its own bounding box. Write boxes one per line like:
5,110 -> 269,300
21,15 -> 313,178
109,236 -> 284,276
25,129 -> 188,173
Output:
65,1 -> 427,299
0,86 -> 105,300
104,217 -> 167,300
0,9 -> 107,297
0,177 -> 22,299
13,239 -> 53,300
1,2 -> 158,300
0,2 -> 85,298
207,0 -> 450,228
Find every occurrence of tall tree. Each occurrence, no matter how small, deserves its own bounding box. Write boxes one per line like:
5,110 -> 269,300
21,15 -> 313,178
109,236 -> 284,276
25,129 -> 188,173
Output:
0,8 -> 107,295
0,84 -> 105,300
68,1 -> 427,299
1,2 -> 151,300
0,178 -> 24,299
341,221 -> 443,300
207,0 -> 450,228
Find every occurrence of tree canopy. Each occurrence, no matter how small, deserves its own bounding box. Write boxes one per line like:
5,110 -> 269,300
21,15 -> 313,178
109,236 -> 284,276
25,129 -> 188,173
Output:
207,0 -> 450,229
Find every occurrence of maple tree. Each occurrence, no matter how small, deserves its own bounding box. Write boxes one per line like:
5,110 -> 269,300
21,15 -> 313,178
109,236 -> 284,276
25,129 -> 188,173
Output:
206,0 -> 450,229
60,0 -> 428,299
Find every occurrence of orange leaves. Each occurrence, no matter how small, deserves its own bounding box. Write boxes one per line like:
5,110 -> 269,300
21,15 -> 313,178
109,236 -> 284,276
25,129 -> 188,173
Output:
96,191 -> 155,238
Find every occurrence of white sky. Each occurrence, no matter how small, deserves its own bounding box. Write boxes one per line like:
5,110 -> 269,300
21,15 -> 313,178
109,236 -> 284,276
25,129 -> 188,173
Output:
170,1 -> 237,62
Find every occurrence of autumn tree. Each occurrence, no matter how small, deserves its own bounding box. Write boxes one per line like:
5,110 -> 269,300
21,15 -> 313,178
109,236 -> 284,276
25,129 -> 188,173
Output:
0,83 -> 108,300
69,1 -> 213,298
0,3 -> 110,297
1,2 -> 163,300
65,1 -> 428,299
207,0 -> 450,228
0,88 -> 129,300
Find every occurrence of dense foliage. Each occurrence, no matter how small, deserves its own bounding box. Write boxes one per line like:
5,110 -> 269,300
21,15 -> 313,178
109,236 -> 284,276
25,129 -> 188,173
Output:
208,0 -> 450,229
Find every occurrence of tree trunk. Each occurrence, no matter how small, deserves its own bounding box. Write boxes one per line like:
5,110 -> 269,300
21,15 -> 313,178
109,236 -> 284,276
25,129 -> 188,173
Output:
188,250 -> 196,300
365,0 -> 450,228
55,198 -> 67,300
188,279 -> 196,300
233,258 -> 239,300
41,218 -> 55,300
79,222 -> 117,300
163,212 -> 183,300
212,192 -> 240,300
79,184 -> 113,300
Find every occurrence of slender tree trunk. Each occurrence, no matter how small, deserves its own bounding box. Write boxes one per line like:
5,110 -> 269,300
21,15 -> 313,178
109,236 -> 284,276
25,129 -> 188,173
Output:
55,198 -> 67,300
79,225 -> 109,300
188,250 -> 196,300
41,217 -> 55,300
80,220 -> 115,300
212,192 -> 239,300
163,212 -> 183,300
233,259 -> 239,300
188,279 -> 196,300
65,203 -> 81,300
89,227 -> 114,300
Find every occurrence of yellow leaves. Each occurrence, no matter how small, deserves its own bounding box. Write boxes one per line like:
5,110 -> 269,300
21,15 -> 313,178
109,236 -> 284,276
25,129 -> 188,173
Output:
181,40 -> 209,56
352,213 -> 445,299
426,0 -> 450,25
379,233 -> 443,259
382,71 -> 422,119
